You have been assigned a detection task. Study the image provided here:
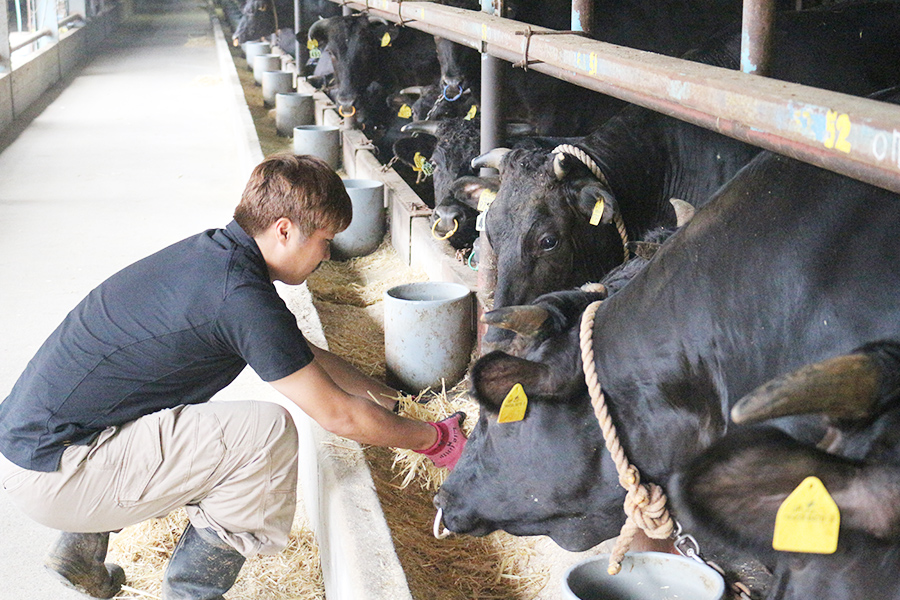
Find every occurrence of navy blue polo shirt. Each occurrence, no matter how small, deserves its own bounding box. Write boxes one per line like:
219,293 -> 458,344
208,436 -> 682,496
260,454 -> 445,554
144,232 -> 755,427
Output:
0,221 -> 314,472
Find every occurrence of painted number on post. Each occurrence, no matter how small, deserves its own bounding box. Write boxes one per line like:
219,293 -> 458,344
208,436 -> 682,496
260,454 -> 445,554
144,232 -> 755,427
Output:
824,110 -> 852,154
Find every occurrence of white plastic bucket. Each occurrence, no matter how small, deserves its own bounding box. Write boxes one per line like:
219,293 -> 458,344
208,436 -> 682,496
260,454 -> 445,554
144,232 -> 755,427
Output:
253,54 -> 281,85
331,179 -> 385,260
275,93 -> 314,136
384,282 -> 474,393
293,125 -> 341,170
262,71 -> 294,106
562,553 -> 726,600
243,41 -> 271,69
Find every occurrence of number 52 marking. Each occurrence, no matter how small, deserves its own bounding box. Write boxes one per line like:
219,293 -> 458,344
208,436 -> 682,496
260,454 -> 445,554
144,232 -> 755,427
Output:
824,110 -> 852,154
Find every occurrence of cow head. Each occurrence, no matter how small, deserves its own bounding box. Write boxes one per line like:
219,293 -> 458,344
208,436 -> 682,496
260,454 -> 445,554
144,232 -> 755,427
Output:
308,15 -> 398,128
670,342 -> 900,599
476,147 -> 626,348
233,0 -> 277,45
435,289 -> 630,551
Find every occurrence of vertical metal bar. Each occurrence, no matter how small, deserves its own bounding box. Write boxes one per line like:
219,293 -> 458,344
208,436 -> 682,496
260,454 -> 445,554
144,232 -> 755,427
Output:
571,0 -> 592,34
0,0 -> 10,72
740,0 -> 775,75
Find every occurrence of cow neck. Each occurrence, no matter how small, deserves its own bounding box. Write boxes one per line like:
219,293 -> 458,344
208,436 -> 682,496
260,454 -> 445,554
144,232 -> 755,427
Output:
551,143 -> 630,263
579,299 -> 753,600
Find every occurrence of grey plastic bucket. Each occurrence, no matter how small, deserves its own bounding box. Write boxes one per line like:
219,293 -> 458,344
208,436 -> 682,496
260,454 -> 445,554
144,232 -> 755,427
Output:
384,282 -> 474,393
331,179 -> 385,260
253,54 -> 281,85
293,125 -> 341,170
275,93 -> 314,136
562,553 -> 725,600
262,71 -> 294,106
243,41 -> 270,68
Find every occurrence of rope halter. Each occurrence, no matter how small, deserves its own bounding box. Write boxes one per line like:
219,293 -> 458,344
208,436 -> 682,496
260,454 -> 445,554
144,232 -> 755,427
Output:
579,299 -> 674,575
552,144 -> 629,263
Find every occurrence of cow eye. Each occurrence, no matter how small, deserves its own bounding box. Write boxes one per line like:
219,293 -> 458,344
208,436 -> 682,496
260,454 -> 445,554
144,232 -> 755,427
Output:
539,234 -> 559,251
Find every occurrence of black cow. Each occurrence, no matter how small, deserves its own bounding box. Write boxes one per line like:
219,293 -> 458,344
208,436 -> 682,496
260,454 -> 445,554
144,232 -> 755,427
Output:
669,343 -> 900,599
477,1 -> 900,344
233,0 -> 340,56
307,14 -> 440,150
434,87 -> 900,597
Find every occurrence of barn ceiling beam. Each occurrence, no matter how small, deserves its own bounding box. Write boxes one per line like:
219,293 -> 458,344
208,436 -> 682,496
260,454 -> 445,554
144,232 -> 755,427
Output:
326,0 -> 900,195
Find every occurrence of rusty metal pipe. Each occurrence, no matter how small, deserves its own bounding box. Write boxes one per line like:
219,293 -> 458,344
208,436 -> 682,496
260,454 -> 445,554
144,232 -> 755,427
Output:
741,0 -> 775,75
10,27 -> 53,51
571,0 -> 592,34
323,0 -> 900,195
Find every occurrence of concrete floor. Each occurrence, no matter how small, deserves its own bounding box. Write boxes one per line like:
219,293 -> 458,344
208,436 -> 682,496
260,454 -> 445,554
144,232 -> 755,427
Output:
0,1 -> 266,596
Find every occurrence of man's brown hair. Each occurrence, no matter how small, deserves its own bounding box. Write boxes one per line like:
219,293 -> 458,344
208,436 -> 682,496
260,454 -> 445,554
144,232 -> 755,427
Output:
234,154 -> 352,238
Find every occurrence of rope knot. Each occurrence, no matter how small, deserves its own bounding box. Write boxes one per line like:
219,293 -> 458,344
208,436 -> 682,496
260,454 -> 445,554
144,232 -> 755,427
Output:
624,482 -> 674,540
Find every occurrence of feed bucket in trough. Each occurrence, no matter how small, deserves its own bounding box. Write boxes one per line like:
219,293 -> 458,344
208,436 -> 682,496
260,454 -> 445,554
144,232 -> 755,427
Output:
262,71 -> 294,106
253,54 -> 281,85
562,552 -> 725,600
293,125 -> 341,170
243,41 -> 270,69
275,93 -> 314,136
384,282 -> 474,393
331,179 -> 385,260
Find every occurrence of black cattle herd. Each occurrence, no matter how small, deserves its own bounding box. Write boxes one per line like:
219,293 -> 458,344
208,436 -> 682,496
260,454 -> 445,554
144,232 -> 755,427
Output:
232,0 -> 900,598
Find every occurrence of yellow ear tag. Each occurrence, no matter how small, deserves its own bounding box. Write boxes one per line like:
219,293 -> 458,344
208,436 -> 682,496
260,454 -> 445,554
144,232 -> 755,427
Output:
381,32 -> 392,47
772,476 -> 840,554
398,104 -> 412,119
307,38 -> 318,50
497,383 -> 528,423
589,197 -> 605,226
465,104 -> 478,120
477,189 -> 497,212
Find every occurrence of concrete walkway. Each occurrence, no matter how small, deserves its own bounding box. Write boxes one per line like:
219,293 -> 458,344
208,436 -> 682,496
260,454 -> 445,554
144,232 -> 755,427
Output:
0,1 -> 269,596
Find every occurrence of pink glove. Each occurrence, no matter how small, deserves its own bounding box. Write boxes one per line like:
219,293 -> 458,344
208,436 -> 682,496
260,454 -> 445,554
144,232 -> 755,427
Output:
417,412 -> 467,470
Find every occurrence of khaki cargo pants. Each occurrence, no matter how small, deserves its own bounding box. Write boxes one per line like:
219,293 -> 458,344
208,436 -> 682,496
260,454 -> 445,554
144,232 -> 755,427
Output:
0,400 -> 298,558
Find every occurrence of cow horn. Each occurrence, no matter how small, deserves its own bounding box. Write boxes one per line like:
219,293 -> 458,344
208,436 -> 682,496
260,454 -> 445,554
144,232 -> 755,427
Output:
401,120 -> 440,136
552,152 -> 569,180
731,353 -> 881,425
670,198 -> 696,227
504,122 -> 534,137
307,16 -> 332,43
481,305 -> 551,337
471,147 -> 511,171
399,86 -> 425,97
367,15 -> 390,27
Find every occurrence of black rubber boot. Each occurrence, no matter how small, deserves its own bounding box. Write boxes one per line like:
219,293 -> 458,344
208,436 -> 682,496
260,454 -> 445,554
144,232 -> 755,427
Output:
162,523 -> 246,600
44,532 -> 126,599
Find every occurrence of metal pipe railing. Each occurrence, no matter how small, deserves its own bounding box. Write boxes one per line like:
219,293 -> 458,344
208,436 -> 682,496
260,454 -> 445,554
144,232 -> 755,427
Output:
59,13 -> 85,28
10,27 -> 53,51
327,0 -> 900,195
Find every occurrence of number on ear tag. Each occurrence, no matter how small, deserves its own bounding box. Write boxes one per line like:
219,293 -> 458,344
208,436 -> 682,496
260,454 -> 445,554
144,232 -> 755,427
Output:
589,198 -> 605,226
772,476 -> 840,554
497,383 -> 528,423
381,32 -> 392,47
465,105 -> 478,120
398,104 -> 412,119
477,189 -> 497,212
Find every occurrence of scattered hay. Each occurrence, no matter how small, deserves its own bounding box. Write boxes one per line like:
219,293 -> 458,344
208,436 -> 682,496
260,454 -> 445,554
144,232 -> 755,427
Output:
107,507 -> 324,600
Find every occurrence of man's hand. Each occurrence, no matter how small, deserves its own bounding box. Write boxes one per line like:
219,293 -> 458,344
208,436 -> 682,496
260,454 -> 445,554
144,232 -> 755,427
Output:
417,412 -> 467,470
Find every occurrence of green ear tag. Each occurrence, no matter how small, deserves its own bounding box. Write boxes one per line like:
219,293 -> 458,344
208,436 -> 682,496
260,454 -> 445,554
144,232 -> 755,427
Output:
497,383 -> 528,423
465,105 -> 478,120
589,198 -> 605,226
477,189 -> 497,212
772,476 -> 840,554
381,32 -> 392,47
398,104 -> 412,119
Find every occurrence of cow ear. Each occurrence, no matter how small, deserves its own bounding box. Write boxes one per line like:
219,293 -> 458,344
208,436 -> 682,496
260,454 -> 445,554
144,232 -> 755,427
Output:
392,135 -> 437,169
448,176 -> 500,211
573,182 -> 618,225
671,428 -> 900,551
470,351 -> 553,414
